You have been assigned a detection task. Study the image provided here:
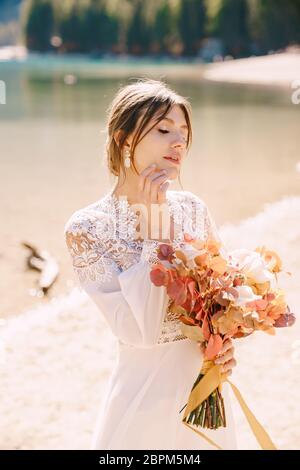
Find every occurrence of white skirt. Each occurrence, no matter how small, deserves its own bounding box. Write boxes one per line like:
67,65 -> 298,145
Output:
90,337 -> 238,450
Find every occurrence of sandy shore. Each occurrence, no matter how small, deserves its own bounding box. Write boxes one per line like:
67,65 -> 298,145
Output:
203,51 -> 300,88
0,195 -> 299,449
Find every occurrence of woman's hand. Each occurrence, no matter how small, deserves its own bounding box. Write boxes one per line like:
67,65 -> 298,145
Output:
136,164 -> 177,241
199,338 -> 237,377
138,163 -> 176,204
214,338 -> 237,376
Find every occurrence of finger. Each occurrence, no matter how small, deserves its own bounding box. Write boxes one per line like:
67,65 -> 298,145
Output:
138,164 -> 158,195
224,369 -> 232,377
221,338 -> 233,352
215,349 -> 231,364
149,172 -> 169,203
149,174 -> 168,204
220,358 -> 237,373
144,170 -> 167,202
157,180 -> 170,204
140,163 -> 157,176
214,347 -> 234,365
216,339 -> 234,357
152,175 -> 170,203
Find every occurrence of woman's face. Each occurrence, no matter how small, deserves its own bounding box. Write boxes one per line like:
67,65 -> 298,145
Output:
124,104 -> 189,180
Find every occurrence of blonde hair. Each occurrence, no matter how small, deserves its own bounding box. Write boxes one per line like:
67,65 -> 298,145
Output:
103,78 -> 193,190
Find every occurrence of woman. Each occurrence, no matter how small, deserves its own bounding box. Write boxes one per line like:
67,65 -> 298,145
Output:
64,78 -> 237,450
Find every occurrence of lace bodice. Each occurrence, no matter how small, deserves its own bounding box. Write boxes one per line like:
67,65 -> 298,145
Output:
64,189 -> 223,346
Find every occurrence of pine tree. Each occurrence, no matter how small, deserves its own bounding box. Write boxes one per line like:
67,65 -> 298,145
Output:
22,0 -> 54,52
214,0 -> 250,58
177,0 -> 206,57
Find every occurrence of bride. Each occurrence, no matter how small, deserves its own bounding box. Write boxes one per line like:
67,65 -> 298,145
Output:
64,78 -> 238,450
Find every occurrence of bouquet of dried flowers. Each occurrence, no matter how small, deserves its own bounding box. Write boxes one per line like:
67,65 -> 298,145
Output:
150,235 -> 296,437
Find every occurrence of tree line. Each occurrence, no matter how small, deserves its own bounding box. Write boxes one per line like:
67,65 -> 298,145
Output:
21,0 -> 300,59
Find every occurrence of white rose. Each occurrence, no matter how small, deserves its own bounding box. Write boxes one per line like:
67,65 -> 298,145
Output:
234,285 -> 262,307
228,248 -> 274,284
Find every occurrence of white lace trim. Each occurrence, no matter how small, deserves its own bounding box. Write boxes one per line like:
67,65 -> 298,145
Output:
64,190 -> 219,282
157,302 -> 187,344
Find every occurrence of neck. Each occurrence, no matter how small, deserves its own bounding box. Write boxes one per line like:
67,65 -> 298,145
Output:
111,172 -> 144,205
111,170 -> 173,205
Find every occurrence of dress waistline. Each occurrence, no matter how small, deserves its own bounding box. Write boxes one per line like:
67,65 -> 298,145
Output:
118,337 -> 190,350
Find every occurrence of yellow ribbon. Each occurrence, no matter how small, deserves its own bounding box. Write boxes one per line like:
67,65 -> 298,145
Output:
182,361 -> 277,450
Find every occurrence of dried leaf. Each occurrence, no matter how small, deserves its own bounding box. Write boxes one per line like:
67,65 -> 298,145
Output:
180,324 -> 204,342
209,255 -> 227,275
202,315 -> 211,341
274,313 -> 296,328
168,303 -> 187,316
204,334 -> 223,360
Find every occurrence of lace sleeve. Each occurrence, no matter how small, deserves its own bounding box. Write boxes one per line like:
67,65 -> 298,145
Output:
203,204 -> 222,243
140,239 -> 162,265
63,208 -> 170,347
63,209 -> 120,289
182,191 -> 228,257
203,202 -> 229,257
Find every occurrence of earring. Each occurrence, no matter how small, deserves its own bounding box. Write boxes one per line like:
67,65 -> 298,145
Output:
124,149 -> 131,168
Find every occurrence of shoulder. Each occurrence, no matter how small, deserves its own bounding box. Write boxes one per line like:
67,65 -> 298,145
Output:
167,190 -> 212,241
63,197 -> 116,243
180,190 -> 206,205
169,190 -> 209,213
63,199 -> 120,283
168,189 -> 205,203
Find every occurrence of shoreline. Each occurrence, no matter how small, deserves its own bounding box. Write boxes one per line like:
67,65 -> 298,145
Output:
202,51 -> 300,88
1,46 -> 299,88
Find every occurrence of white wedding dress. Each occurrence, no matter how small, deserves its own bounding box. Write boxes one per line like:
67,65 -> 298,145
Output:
64,189 -> 237,450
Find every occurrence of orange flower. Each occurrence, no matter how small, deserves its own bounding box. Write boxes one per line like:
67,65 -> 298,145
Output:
180,277 -> 198,311
149,264 -> 169,287
157,243 -> 175,261
255,246 -> 282,273
274,311 -> 296,327
167,278 -> 187,305
209,255 -> 227,276
184,233 -> 196,243
245,298 -> 269,311
206,238 -> 222,256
